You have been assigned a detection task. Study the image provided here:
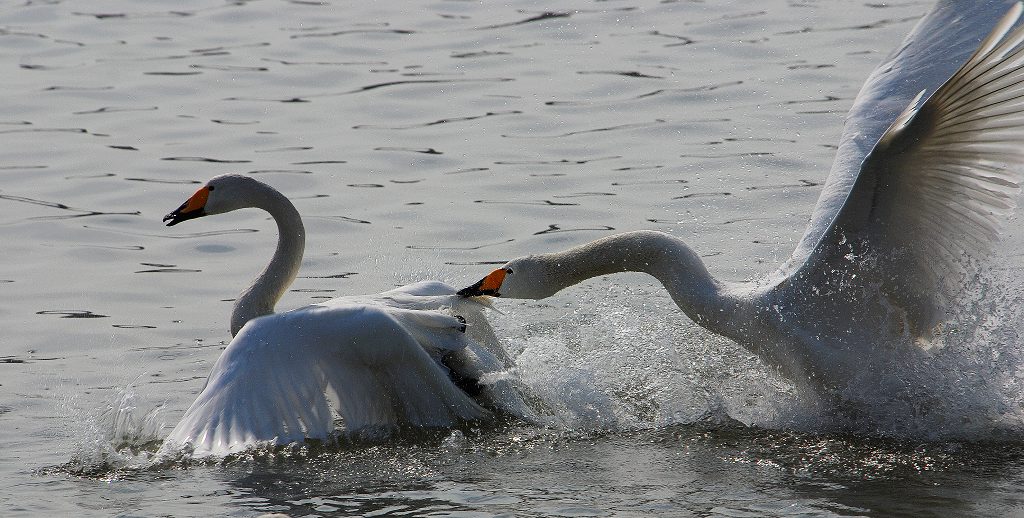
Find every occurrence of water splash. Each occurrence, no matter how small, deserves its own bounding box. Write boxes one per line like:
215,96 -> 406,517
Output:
58,271 -> 1024,472
60,378 -> 166,478
488,278 -> 1024,442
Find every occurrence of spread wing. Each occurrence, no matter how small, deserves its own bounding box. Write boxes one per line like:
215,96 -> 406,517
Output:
792,3 -> 1024,337
161,304 -> 488,457
782,0 -> 1024,276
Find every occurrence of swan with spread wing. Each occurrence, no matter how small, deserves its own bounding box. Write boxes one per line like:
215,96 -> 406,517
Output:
159,174 -> 521,457
461,1 -> 1024,392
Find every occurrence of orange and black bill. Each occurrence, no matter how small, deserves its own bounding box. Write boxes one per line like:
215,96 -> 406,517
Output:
457,268 -> 506,297
163,185 -> 210,226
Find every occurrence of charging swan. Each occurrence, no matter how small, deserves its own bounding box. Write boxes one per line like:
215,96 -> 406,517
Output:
461,1 -> 1024,393
159,174 -> 519,457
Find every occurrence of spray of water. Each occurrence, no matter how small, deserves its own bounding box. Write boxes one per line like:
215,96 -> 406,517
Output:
492,274 -> 1024,442
60,376 -> 166,477
57,260 -> 1024,472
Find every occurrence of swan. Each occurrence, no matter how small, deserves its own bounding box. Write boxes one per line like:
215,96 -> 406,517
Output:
460,1 -> 1024,393
159,174 -> 520,457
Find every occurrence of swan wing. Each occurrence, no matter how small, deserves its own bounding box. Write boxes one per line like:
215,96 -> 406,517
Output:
162,303 -> 488,457
366,283 -> 530,416
782,0 -> 1024,276
792,3 -> 1024,336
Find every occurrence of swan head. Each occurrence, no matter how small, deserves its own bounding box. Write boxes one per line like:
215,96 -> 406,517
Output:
163,174 -> 263,226
458,256 -> 557,300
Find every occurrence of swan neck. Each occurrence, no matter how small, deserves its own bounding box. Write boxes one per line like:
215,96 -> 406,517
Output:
533,231 -> 745,337
230,187 -> 305,336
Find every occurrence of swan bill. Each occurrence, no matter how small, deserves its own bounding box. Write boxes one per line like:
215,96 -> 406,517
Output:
457,268 -> 506,297
163,186 -> 210,226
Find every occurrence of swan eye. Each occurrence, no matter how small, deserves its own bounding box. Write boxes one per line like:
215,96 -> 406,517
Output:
505,268 -> 513,275
207,185 -> 216,191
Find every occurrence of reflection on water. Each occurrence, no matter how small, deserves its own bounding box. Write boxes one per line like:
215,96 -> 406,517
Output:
53,419 -> 1024,517
5,0 -> 1024,516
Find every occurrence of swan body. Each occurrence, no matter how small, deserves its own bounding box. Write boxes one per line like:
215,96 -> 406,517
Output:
461,1 -> 1024,392
160,174 -> 519,457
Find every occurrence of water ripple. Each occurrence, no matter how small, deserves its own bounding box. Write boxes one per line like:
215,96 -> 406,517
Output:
577,70 -> 664,79
443,167 -> 489,175
36,310 -> 109,319
72,10 -> 194,20
160,156 -> 252,163
674,192 -> 732,199
502,119 -> 664,139
534,224 -> 616,235
248,169 -> 314,175
745,180 -> 820,191
0,127 -> 88,135
0,193 -> 141,220
546,81 -> 744,106
612,178 -> 685,186
551,192 -> 615,199
317,215 -> 372,224
475,199 -> 579,207
135,267 -> 202,274
224,78 -> 513,103
495,156 -> 620,166
73,107 -> 157,115
407,239 -> 514,251
475,11 -> 572,30
301,273 -> 358,279
191,64 -> 268,72
354,110 -> 521,130
374,147 -> 442,155
290,28 -> 415,39
86,226 -> 259,239
124,177 -> 201,185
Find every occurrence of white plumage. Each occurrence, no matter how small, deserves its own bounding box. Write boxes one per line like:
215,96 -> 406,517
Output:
460,2 -> 1024,391
160,175 -> 520,457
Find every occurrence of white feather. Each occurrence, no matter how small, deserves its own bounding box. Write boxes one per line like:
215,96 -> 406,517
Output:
162,283 -> 497,457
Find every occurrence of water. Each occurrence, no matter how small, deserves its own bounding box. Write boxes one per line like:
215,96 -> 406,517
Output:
4,0 -> 1024,515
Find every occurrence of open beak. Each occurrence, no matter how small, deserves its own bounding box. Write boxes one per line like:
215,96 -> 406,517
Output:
457,268 -> 506,297
163,185 -> 210,226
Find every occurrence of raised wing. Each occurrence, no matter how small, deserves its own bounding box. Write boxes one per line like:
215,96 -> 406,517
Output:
793,3 -> 1024,337
161,303 -> 488,457
782,0 -> 1024,276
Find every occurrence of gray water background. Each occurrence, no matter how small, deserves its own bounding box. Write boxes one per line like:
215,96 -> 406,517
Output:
4,0 -> 1024,516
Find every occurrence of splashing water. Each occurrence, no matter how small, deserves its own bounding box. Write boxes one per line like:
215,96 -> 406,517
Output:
59,378 -> 166,478
489,273 -> 1024,442
54,265 -> 1024,476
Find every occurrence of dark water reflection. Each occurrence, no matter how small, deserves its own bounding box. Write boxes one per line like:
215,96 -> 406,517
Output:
76,424 -> 1024,517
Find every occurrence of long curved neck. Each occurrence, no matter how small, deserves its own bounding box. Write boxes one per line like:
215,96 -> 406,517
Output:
525,230 -> 751,340
230,186 -> 305,336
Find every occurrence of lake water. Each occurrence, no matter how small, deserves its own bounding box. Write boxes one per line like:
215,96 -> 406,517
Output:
5,0 -> 1024,516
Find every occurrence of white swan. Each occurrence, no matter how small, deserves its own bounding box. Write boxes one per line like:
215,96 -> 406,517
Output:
460,1 -> 1024,393
159,174 -> 518,457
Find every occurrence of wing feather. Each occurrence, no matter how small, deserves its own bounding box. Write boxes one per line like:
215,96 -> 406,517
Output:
796,3 -> 1024,337
162,302 -> 489,457
781,1 -> 1024,278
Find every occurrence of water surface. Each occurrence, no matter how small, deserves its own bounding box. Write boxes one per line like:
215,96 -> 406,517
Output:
4,0 -> 1024,516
